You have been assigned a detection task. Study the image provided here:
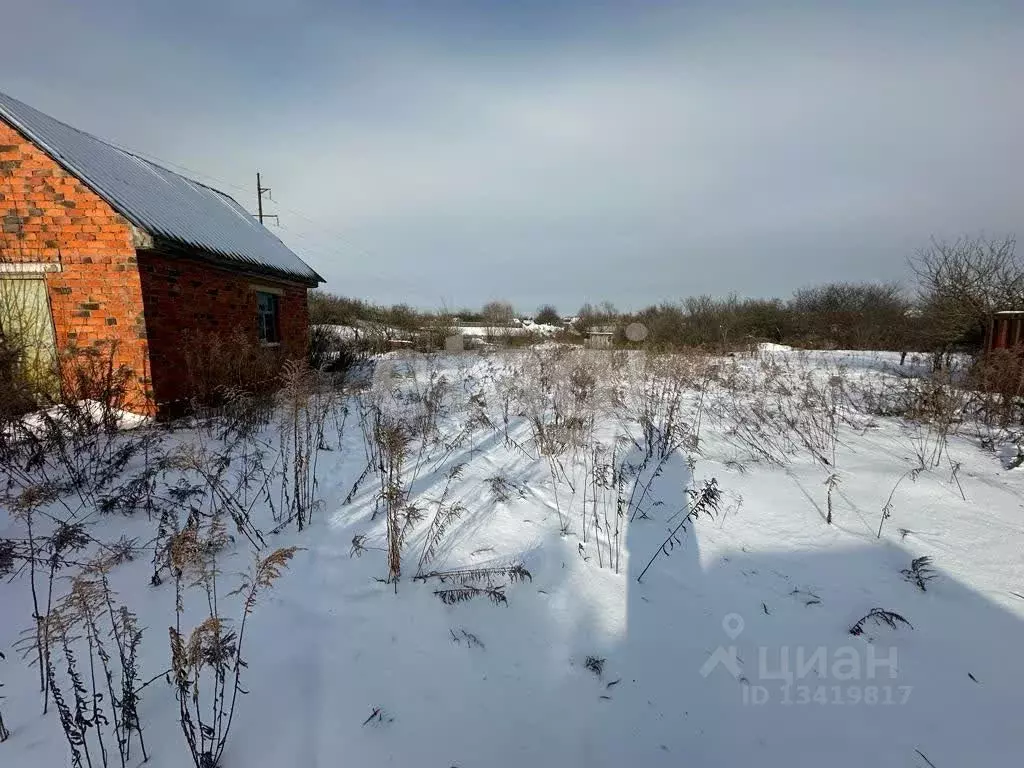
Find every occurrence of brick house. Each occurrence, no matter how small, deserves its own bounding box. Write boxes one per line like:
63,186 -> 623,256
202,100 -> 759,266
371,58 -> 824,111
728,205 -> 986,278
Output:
0,91 -> 323,414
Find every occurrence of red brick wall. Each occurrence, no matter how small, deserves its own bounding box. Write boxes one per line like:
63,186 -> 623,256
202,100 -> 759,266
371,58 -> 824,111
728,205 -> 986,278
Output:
136,250 -> 310,405
0,120 -> 153,411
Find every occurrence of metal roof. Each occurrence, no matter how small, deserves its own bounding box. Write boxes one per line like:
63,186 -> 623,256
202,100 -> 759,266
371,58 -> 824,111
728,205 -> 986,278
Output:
0,90 -> 322,284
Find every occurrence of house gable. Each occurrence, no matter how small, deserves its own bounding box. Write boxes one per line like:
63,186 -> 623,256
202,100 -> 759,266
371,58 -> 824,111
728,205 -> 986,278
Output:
0,118 -> 153,410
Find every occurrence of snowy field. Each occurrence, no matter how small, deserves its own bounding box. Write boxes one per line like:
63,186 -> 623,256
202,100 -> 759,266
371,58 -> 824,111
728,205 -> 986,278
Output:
1,345 -> 1023,767
316,321 -> 562,341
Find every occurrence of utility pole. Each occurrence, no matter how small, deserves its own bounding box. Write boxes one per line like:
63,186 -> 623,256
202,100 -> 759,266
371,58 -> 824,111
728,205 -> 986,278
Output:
256,172 -> 277,225
256,172 -> 268,224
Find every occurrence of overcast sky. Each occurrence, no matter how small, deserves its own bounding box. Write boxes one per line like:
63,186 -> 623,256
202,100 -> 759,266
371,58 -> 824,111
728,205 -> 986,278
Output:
2,1 -> 1021,311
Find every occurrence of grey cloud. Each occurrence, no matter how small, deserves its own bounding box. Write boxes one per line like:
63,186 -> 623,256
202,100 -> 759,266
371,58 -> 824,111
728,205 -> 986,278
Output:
2,2 -> 1021,310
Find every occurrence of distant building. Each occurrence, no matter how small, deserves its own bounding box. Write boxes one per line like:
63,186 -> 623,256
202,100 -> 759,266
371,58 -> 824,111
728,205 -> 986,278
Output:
986,310 -> 1024,354
444,334 -> 465,353
585,325 -> 615,349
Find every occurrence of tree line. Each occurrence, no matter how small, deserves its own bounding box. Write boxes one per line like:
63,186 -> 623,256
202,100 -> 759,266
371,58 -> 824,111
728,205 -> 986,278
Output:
309,235 -> 1023,354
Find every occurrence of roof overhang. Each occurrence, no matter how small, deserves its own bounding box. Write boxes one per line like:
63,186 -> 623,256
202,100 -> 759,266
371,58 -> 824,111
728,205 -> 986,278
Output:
141,238 -> 323,288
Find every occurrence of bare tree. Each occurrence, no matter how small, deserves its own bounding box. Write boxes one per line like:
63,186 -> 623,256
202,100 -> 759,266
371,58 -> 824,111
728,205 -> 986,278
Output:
481,300 -> 515,327
576,301 -> 618,334
910,235 -> 1023,352
535,304 -> 561,326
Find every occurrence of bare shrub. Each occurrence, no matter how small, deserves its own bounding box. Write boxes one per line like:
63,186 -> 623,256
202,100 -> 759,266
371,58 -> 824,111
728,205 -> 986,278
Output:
788,281 -> 911,350
354,358 -> 461,587
169,528 -> 298,768
519,349 -> 606,534
899,371 -> 968,469
415,462 -> 467,576
375,415 -> 418,587
585,442 -> 627,571
166,436 -> 267,554
181,328 -> 279,406
712,355 -> 799,466
276,361 -> 334,531
0,346 -> 157,715
486,474 -> 526,505
43,563 -> 148,768
308,324 -> 371,374
969,349 -> 1024,437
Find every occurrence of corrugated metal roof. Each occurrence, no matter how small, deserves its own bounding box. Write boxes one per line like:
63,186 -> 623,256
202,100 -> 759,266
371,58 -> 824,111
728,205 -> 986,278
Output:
0,90 -> 322,284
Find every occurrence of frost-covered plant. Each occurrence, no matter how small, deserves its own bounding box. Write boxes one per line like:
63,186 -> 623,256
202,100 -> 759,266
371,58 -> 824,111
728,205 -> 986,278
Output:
613,354 -> 700,531
711,357 -> 796,465
169,527 -> 298,768
38,522 -> 91,712
166,435 -> 269,553
0,359 -> 165,713
374,414 -> 420,587
877,464 -> 925,538
901,556 -> 938,592
276,360 -> 333,531
824,472 -> 841,525
849,608 -> 913,636
417,564 -> 532,606
518,350 -> 602,533
486,474 -> 526,505
42,566 -> 148,768
415,462 -> 467,576
450,627 -> 485,649
584,656 -> 606,677
887,370 -> 968,469
0,650 -> 9,743
637,478 -> 721,583
357,358 -> 468,587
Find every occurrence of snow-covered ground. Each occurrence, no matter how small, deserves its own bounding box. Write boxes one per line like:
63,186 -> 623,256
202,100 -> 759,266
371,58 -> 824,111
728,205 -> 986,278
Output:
315,321 -> 563,341
456,321 -> 563,336
2,347 -> 1022,767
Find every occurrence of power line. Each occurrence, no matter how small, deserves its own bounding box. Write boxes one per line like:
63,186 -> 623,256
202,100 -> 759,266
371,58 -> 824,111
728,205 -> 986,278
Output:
275,223 -> 374,269
102,138 -> 379,264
